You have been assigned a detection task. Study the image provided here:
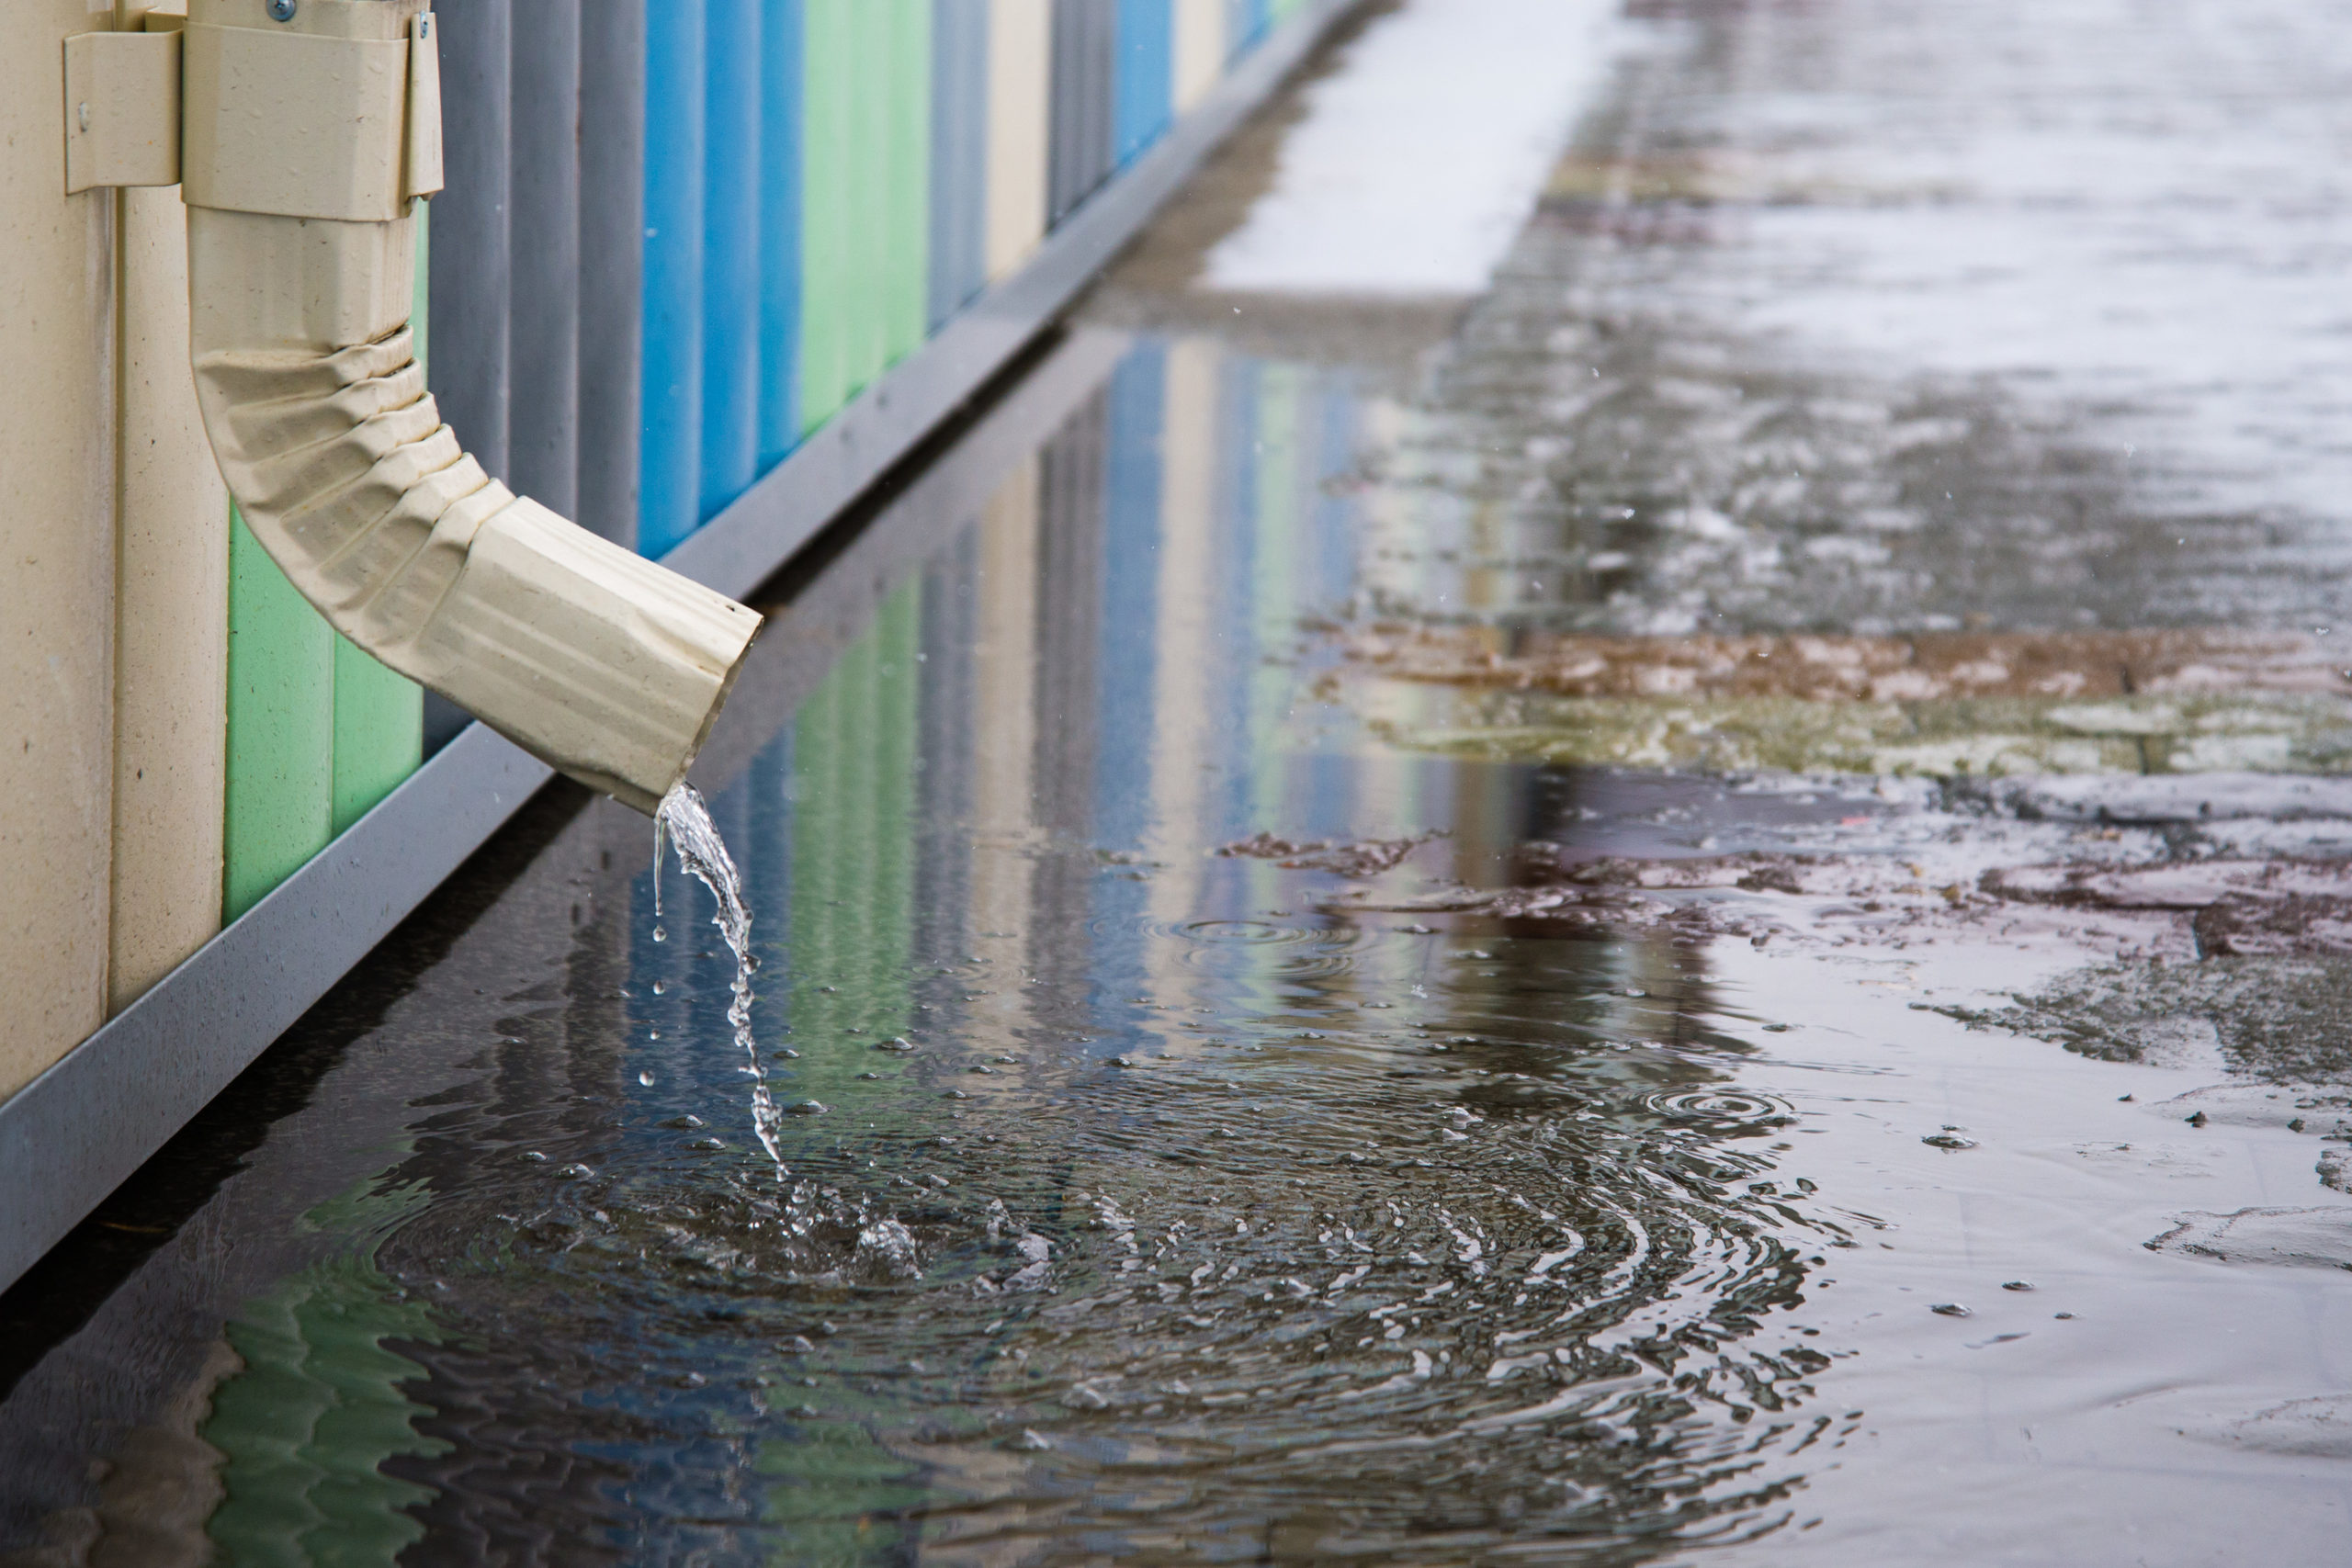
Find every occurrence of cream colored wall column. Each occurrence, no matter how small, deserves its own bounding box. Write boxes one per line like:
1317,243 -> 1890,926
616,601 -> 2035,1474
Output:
110,0 -> 227,1013
1,3 -> 123,1097
1172,0 -> 1224,111
984,0 -> 1050,280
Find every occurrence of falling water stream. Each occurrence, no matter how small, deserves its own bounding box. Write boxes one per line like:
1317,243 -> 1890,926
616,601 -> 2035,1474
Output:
656,781 -> 785,1170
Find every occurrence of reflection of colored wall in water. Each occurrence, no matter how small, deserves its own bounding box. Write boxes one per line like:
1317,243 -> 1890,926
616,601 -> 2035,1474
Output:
201,1194 -> 447,1564
789,586 -> 924,1086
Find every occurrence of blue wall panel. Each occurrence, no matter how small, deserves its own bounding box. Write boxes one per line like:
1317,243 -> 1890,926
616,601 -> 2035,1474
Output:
701,0 -> 763,524
1113,0 -> 1170,168
1224,0 -> 1268,60
640,2 -> 707,557
759,0 -> 806,470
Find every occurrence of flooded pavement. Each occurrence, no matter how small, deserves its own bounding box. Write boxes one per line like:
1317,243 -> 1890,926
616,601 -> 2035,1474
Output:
11,0 -> 2352,1562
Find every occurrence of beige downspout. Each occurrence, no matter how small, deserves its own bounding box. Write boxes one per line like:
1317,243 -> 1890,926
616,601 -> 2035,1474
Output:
182,0 -> 758,815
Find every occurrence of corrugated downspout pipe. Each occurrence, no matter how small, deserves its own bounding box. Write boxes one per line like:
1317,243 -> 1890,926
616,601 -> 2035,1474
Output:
183,0 -> 758,815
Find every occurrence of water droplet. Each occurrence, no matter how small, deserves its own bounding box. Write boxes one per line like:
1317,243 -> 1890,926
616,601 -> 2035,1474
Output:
784,1100 -> 829,1117
639,1070 -> 656,1087
1922,1134 -> 1977,1151
519,1150 -> 548,1164
1010,1428 -> 1055,1451
2002,1280 -> 2035,1292
652,925 -> 667,942
876,1037 -> 918,1053
1930,1303 -> 1973,1318
651,979 -> 667,995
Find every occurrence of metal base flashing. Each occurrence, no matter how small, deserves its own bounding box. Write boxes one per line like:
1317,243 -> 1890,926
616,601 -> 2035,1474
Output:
0,0 -> 1361,1297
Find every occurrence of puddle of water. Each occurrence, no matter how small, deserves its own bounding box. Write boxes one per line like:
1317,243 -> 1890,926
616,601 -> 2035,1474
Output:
2,325 -> 2343,1562
9,0 -> 2352,1561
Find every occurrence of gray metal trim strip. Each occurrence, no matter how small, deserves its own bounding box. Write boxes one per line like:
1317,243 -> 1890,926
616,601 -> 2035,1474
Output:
0,0 -> 1357,1298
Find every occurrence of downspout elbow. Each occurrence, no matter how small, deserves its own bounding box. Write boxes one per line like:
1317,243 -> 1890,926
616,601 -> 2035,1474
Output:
183,0 -> 758,815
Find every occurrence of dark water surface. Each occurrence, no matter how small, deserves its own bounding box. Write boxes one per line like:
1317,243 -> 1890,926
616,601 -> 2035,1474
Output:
11,0 -> 2352,1562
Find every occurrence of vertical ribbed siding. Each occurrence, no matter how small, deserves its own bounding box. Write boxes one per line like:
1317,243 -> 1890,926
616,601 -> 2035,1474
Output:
432,0 -> 514,485
509,0 -> 582,518
223,510 -> 333,921
799,0 -> 854,432
329,641 -> 421,837
884,0 -> 934,367
852,3 -> 889,395
1048,0 -> 1115,224
1172,0 -> 1221,109
578,0 -> 645,550
424,0 -> 514,751
928,0 -> 989,333
701,0 -> 763,523
1113,0 -> 1171,167
639,0 -> 707,557
758,0 -> 806,470
984,0 -> 1051,280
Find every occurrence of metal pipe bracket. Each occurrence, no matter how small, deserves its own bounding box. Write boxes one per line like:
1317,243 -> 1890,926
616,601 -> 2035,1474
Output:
70,9 -> 442,217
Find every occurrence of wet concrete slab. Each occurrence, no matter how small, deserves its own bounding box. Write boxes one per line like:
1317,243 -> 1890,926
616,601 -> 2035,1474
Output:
7,0 -> 2352,1562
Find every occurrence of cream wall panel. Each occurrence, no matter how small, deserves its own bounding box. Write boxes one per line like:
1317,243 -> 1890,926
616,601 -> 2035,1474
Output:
111,161 -> 228,1014
984,0 -> 1051,280
1172,0 -> 1223,111
0,3 -> 122,1097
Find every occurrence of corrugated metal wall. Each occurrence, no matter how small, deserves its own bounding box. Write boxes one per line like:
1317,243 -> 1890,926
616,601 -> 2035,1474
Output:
438,0 -> 1291,578
930,0 -> 991,331
252,0 -> 1302,915
1048,0 -> 1116,223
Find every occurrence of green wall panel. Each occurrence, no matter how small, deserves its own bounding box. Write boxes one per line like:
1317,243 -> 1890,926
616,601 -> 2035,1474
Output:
800,0 -> 854,432
223,509 -> 334,921
852,1 -> 890,399
330,639 -> 422,837
226,214 -> 427,914
884,0 -> 933,367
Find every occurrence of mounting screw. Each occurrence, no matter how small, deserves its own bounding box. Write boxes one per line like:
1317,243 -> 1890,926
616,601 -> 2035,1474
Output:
266,0 -> 296,19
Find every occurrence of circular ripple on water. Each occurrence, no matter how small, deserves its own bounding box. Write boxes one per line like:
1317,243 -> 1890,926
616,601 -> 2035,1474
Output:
1637,1087 -> 1798,1136
372,1034 -> 1841,1561
1167,918 -> 1374,979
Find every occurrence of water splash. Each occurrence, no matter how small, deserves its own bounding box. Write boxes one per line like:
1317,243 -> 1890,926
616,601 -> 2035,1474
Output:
656,782 -> 785,1170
